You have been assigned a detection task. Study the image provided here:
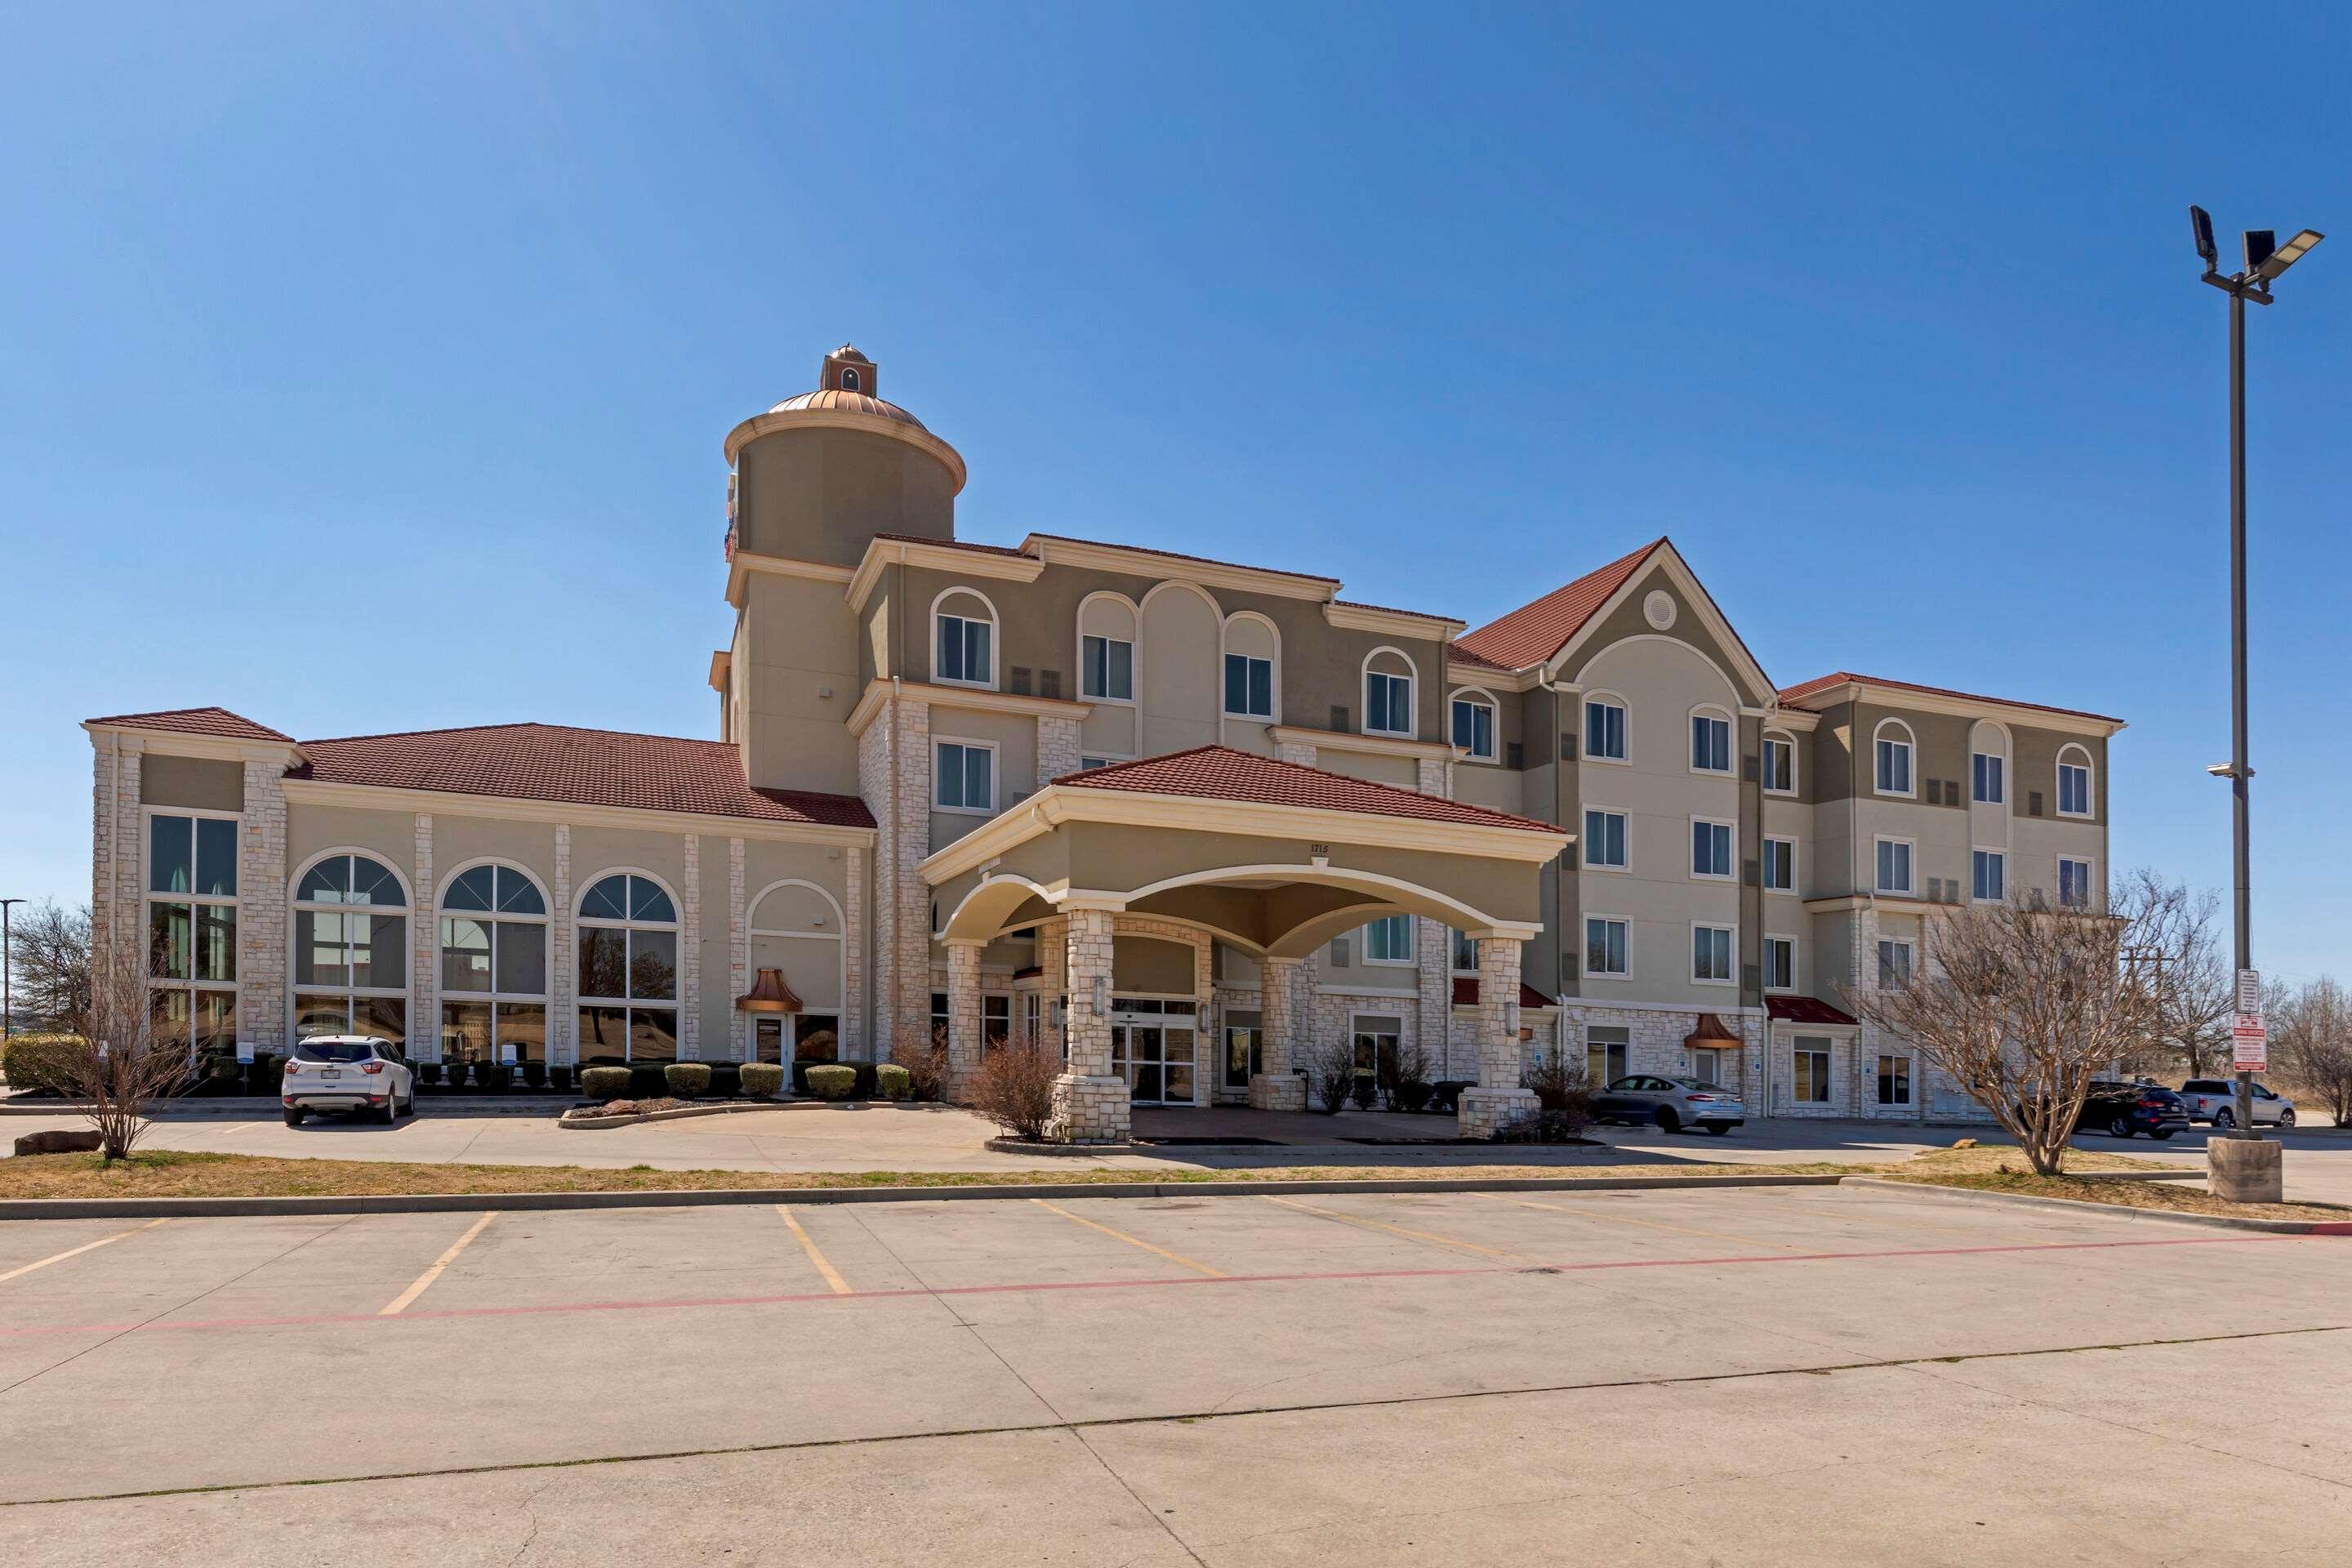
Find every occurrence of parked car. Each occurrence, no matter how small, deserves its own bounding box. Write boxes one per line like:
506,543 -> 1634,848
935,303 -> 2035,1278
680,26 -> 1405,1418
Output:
2177,1078 -> 2296,1130
281,1036 -> 414,1126
1590,1075 -> 1745,1135
2073,1080 -> 2189,1139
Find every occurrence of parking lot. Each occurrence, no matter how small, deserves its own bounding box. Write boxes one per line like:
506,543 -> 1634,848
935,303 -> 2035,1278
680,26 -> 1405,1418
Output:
0,1182 -> 2346,1564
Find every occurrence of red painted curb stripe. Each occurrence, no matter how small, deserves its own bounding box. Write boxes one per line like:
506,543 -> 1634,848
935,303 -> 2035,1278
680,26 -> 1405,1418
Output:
0,1230 -> 2330,1340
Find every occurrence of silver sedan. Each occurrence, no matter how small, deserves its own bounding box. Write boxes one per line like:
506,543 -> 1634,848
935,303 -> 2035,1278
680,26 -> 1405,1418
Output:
1591,1074 -> 1746,1135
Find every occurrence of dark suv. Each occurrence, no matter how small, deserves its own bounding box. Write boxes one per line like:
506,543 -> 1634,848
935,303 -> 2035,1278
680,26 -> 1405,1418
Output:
2074,1080 -> 2190,1140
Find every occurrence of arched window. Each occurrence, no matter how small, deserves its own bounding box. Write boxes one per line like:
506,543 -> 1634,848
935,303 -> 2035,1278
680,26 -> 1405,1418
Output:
1077,591 -> 1138,702
577,871 -> 679,1068
931,587 -> 999,689
840,367 -> 861,391
292,852 -> 409,1043
1690,705 -> 1733,774
1583,692 -> 1628,763
746,880 -> 845,1071
1449,688 -> 1498,761
439,862 -> 548,1071
1761,730 -> 1797,795
2056,743 -> 2095,817
1362,647 -> 1418,737
1970,720 -> 2010,804
1222,612 -> 1279,719
1873,719 -> 1917,797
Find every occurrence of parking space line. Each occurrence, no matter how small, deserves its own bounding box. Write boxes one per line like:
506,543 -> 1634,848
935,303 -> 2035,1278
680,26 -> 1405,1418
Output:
1484,1194 -> 1804,1251
1261,1195 -> 1529,1259
0,1218 -> 170,1285
1031,1199 -> 1226,1277
776,1206 -> 853,1294
378,1214 -> 495,1316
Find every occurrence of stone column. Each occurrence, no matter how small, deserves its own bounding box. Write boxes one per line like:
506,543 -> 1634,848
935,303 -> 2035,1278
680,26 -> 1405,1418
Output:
1036,714 -> 1081,783
679,835 -> 702,1060
238,756 -> 289,1049
945,939 -> 983,1100
1250,955 -> 1307,1110
550,824 -> 572,1065
1458,937 -> 1538,1138
1415,914 -> 1452,1080
841,845 -> 865,1058
411,814 -> 437,1061
727,838 -> 748,1060
91,735 -> 146,985
1047,906 -> 1129,1143
1038,915 -> 1067,1058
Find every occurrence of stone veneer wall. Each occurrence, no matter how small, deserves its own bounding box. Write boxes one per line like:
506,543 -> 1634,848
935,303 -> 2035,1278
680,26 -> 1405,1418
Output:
410,814 -> 436,1059
550,824 -> 573,1064
236,760 -> 289,1049
726,838 -> 747,1059
679,834 -> 702,1058
1036,715 -> 1080,785
91,738 -> 143,982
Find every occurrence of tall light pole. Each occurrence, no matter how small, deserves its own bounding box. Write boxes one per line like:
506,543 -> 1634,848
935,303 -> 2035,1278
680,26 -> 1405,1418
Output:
0,898 -> 23,1041
2189,208 -> 2323,1144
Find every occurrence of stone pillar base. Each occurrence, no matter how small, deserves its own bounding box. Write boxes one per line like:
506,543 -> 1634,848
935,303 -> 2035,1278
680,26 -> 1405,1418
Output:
2207,1136 -> 2283,1203
1248,1071 -> 1307,1111
1047,1073 -> 1132,1144
1459,1086 -> 1539,1141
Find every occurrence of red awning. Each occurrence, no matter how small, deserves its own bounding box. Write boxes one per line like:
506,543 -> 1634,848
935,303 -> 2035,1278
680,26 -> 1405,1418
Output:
1766,996 -> 1860,1027
1450,978 -> 1557,1010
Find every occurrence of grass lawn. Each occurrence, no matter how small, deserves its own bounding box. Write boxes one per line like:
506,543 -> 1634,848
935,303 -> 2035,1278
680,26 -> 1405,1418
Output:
1875,1152 -> 2352,1223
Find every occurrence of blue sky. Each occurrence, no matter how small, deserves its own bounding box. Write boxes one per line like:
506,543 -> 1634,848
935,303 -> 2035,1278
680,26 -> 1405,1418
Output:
2,3 -> 2345,980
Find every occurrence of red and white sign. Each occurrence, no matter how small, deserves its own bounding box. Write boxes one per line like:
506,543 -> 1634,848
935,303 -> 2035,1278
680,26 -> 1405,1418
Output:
2232,1015 -> 2268,1072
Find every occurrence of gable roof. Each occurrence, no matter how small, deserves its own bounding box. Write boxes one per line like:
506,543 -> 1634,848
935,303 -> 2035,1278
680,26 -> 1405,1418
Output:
1452,538 -> 1667,671
288,722 -> 873,829
1776,672 -> 2124,727
85,706 -> 295,743
1050,745 -> 1557,832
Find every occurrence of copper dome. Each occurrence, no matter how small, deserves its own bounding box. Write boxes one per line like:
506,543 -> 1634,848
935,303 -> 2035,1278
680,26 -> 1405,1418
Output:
763,388 -> 929,430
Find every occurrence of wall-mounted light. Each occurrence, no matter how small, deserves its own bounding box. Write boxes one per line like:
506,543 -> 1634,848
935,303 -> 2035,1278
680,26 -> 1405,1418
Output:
1092,975 -> 1109,1018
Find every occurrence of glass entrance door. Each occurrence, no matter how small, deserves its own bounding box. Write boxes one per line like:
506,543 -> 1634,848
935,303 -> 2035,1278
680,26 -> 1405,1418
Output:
1110,1004 -> 1197,1105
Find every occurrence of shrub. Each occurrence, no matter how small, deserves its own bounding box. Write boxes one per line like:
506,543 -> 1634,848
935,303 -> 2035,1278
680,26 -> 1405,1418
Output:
477,1063 -> 514,1093
1308,1035 -> 1357,1115
738,1062 -> 786,1098
627,1062 -> 668,1100
889,1036 -> 950,1102
875,1062 -> 912,1100
1,1035 -> 83,1095
416,1061 -> 443,1086
664,1062 -> 712,1098
1376,1039 -> 1432,1111
1496,1107 -> 1590,1144
707,1062 -> 741,1098
521,1059 -> 547,1089
581,1066 -> 633,1102
1395,1079 -> 1432,1113
1523,1058 -> 1595,1135
804,1064 -> 858,1101
548,1064 -> 572,1094
443,1060 -> 470,1089
1350,1074 -> 1379,1110
972,1038 -> 1060,1140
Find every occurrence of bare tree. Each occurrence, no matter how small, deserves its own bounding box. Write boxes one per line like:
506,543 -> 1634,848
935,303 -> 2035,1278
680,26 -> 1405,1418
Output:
6,900 -> 92,1033
2114,871 -> 2232,1078
65,956 -> 194,1160
2274,978 -> 2352,1129
1850,879 -> 2175,1176
889,1024 -> 951,1102
970,1036 -> 1060,1141
1307,1032 -> 1357,1115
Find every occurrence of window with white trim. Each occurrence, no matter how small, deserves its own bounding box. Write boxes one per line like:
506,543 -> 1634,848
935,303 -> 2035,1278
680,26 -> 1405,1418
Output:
1874,837 -> 1914,896
1584,697 -> 1627,762
1080,634 -> 1134,702
577,872 -> 679,1067
1762,836 -> 1795,893
1691,819 -> 1734,880
1877,1053 -> 1913,1106
933,740 -> 996,813
1692,924 -> 1735,983
2058,856 -> 2096,910
1877,938 -> 1913,991
439,863 -> 548,1068
2057,746 -> 2093,817
1584,808 -> 1628,870
1586,1026 -> 1629,1085
1690,710 -> 1731,774
1873,723 -> 1914,795
1363,914 -> 1414,964
1450,694 -> 1496,760
1792,1039 -> 1833,1103
1451,929 -> 1478,973
1764,935 -> 1795,991
1762,734 -> 1795,794
1584,917 -> 1628,978
1971,849 -> 2006,902
1364,651 -> 1415,737
933,590 -> 996,688
1971,751 -> 2005,804
145,810 -> 240,1055
292,853 -> 408,1044
1223,653 -> 1273,718
1080,756 -> 1116,771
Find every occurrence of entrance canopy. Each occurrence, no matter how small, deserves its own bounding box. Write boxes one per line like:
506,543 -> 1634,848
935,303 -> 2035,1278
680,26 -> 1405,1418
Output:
921,746 -> 1568,956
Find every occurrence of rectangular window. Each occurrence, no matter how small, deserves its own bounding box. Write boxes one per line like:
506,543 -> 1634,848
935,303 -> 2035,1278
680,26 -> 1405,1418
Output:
1875,735 -> 1913,795
1584,809 -> 1628,870
1584,917 -> 1628,977
1080,756 -> 1116,771
1693,924 -> 1734,983
1877,938 -> 1913,991
1765,936 -> 1795,991
1972,849 -> 2006,902
1223,653 -> 1273,718
2058,760 -> 2091,817
929,991 -> 949,1047
933,741 -> 996,813
1690,714 -> 1731,773
1971,753 -> 2005,804
1080,635 -> 1134,701
935,614 -> 990,686
1586,1026 -> 1629,1086
982,993 -> 1012,1050
1762,736 -> 1794,794
1450,698 -> 1495,760
1877,1054 -> 1913,1106
1363,913 -> 1414,964
1691,820 -> 1733,879
2058,857 -> 2096,910
1762,836 -> 1794,892
1450,929 -> 1478,973
1874,837 -> 1914,895
1793,1040 -> 1833,1103
1584,699 -> 1627,762
1365,671 -> 1414,735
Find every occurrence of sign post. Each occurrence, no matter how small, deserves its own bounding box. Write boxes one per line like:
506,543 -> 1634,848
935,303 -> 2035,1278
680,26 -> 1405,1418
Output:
2232,969 -> 2263,1123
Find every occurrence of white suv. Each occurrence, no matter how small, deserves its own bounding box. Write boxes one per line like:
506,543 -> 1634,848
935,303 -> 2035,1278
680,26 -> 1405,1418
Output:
2177,1078 -> 2296,1131
282,1036 -> 414,1125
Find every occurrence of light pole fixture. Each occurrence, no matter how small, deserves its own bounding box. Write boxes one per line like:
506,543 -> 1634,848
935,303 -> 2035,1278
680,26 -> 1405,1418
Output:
2188,204 -> 2323,1145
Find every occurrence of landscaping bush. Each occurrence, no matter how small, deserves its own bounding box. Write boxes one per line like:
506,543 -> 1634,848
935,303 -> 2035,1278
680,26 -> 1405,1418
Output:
1350,1074 -> 1379,1111
875,1062 -> 912,1100
581,1066 -> 633,1102
889,1036 -> 950,1102
1495,1107 -> 1589,1144
627,1062 -> 668,1099
1375,1040 -> 1432,1111
477,1063 -> 514,1093
416,1061 -> 442,1086
443,1060 -> 470,1089
706,1062 -> 740,1098
521,1060 -> 547,1089
971,1038 -> 1060,1140
664,1062 -> 712,1098
0,1034 -> 83,1095
1523,1058 -> 1594,1134
1308,1035 -> 1357,1115
1395,1078 -> 1432,1113
548,1064 -> 572,1094
804,1064 -> 858,1101
738,1062 -> 786,1098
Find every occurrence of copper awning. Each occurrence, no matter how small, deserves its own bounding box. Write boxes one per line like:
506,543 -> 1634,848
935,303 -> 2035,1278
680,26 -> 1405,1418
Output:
1683,1012 -> 1741,1049
735,968 -> 803,1014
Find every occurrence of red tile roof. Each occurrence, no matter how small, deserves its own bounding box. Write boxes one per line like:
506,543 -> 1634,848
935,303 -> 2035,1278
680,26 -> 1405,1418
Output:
85,706 -> 295,743
1776,672 -> 2123,726
1052,746 -> 1561,833
1453,538 -> 1667,671
288,723 -> 874,829
1450,978 -> 1557,1009
1444,645 -> 1513,670
1766,996 -> 1860,1027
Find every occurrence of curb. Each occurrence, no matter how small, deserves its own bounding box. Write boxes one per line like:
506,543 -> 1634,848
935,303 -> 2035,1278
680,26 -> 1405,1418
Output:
0,1171 -> 1846,1221
1842,1176 -> 2352,1235
559,1102 -> 791,1130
